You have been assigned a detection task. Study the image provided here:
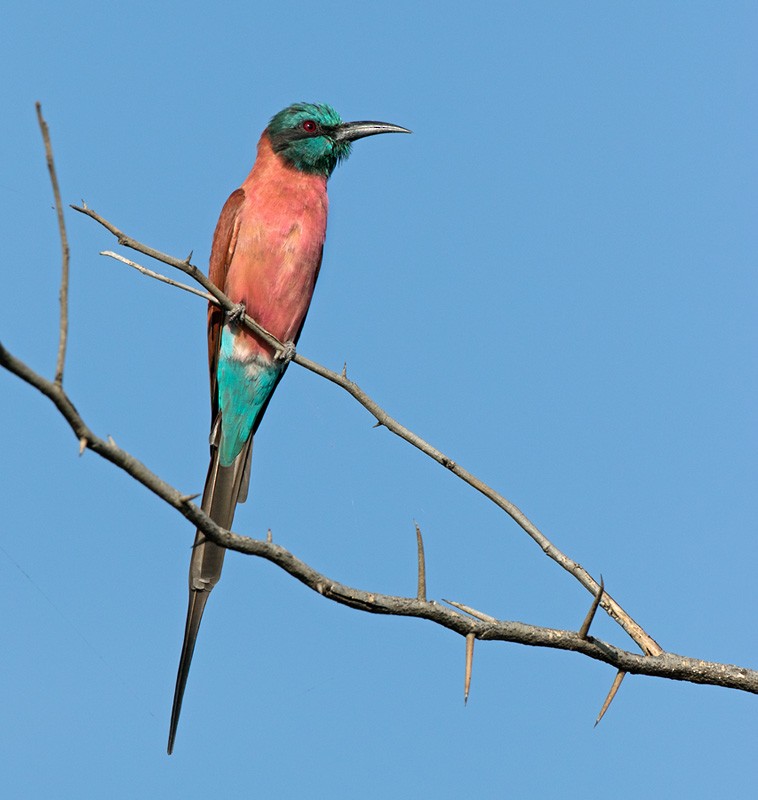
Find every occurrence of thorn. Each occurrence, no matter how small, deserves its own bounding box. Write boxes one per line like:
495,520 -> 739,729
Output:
578,575 -> 605,639
594,670 -> 626,727
415,521 -> 427,601
341,362 -> 347,379
179,492 -> 200,504
443,599 -> 497,623
464,633 -> 475,705
372,420 -> 384,429
184,250 -> 194,264
266,529 -> 273,543
107,435 -> 117,448
78,437 -> 88,456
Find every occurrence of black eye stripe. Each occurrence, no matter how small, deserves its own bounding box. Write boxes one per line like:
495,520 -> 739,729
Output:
269,123 -> 339,153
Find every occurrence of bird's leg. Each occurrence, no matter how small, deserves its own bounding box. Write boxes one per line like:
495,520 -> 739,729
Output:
226,302 -> 247,324
275,340 -> 296,365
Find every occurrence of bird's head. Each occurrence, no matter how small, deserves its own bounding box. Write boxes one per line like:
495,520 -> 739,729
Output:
266,102 -> 410,177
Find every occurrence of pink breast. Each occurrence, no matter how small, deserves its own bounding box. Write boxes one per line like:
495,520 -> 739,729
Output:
224,135 -> 329,360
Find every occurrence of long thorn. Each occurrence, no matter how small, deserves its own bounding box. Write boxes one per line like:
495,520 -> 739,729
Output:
464,633 -> 475,705
443,599 -> 497,623
579,575 -> 605,639
594,670 -> 626,727
415,521 -> 427,601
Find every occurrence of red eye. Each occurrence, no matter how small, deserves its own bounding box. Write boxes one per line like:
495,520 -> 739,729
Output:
302,119 -> 317,133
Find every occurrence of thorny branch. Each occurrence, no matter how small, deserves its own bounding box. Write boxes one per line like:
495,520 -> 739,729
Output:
1,341 -> 757,697
3,108 -> 757,722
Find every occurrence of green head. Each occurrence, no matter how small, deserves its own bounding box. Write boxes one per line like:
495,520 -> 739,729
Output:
266,102 -> 410,177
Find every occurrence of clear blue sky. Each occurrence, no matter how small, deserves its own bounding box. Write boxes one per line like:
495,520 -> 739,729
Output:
1,2 -> 756,797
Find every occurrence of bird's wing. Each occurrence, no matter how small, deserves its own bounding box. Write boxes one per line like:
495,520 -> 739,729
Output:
207,187 -> 245,420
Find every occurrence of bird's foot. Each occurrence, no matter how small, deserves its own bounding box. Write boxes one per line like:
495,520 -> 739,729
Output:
275,340 -> 296,364
226,302 -> 247,324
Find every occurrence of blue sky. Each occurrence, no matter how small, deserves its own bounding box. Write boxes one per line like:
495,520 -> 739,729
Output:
1,1 -> 756,797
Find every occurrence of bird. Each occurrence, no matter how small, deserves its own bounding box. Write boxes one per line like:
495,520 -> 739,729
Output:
167,102 -> 410,754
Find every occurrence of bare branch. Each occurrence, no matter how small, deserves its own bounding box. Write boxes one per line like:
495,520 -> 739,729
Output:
36,103 -> 69,386
70,204 -> 662,658
1,340 -> 757,697
100,251 -> 214,301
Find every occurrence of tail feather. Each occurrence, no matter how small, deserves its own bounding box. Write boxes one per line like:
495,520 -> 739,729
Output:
167,430 -> 253,754
236,444 -> 252,504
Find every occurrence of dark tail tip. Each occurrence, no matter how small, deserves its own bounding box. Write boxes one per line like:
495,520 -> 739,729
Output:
167,589 -> 210,755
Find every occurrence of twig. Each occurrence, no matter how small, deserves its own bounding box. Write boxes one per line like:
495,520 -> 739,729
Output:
71,204 -> 283,352
101,251 -> 213,301
69,204 -> 662,658
36,103 -> 69,386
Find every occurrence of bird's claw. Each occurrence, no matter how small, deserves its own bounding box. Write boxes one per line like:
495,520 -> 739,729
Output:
226,302 -> 246,324
275,340 -> 296,364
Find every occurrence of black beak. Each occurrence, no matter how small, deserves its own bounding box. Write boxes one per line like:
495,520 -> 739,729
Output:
333,120 -> 412,142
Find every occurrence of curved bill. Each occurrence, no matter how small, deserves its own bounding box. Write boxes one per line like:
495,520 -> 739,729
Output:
333,120 -> 412,142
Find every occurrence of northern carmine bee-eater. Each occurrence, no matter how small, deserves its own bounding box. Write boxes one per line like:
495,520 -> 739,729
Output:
168,102 -> 409,754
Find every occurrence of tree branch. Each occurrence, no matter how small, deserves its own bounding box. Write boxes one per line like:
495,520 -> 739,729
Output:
1,341 -> 756,696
